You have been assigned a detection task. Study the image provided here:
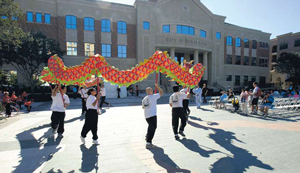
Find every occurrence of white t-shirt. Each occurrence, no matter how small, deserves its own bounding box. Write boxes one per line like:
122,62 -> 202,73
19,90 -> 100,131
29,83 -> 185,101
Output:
79,88 -> 88,98
253,86 -> 259,98
86,95 -> 97,110
180,88 -> 189,100
142,93 -> 160,119
51,93 -> 70,112
169,92 -> 187,108
100,88 -> 106,96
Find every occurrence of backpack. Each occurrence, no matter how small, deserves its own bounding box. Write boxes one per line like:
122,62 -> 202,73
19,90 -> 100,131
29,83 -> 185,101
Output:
255,88 -> 262,97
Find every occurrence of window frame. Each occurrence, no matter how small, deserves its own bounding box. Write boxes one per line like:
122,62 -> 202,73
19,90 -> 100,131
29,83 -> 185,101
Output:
294,39 -> 300,47
143,21 -> 150,30
177,25 -> 194,35
235,55 -> 241,65
216,32 -> 221,39
236,37 -> 241,47
66,42 -> 77,56
252,40 -> 257,49
44,13 -> 51,24
162,25 -> 170,33
227,36 -> 232,46
235,75 -> 241,86
102,44 -> 111,57
243,56 -> 249,65
27,11 -> 33,22
117,21 -> 127,34
118,45 -> 127,58
226,75 -> 232,81
200,30 -> 206,38
251,57 -> 257,66
226,54 -> 232,64
66,15 -> 77,29
244,39 -> 249,48
35,12 -> 42,23
84,43 -> 95,56
101,19 -> 111,32
84,17 -> 95,31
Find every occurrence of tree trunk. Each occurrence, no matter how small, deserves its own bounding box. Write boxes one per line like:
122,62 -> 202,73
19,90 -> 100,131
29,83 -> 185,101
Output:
30,83 -> 35,99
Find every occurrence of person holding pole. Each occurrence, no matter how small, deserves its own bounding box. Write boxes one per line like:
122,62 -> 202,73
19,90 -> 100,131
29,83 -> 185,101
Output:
80,88 -> 101,145
142,83 -> 163,149
79,85 -> 88,115
50,84 -> 70,138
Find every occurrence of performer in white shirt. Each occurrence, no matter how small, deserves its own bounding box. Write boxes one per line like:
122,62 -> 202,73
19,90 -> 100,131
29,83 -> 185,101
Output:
80,88 -> 101,145
50,85 -> 70,138
99,85 -> 110,109
142,83 -> 163,149
193,85 -> 202,109
79,85 -> 88,115
180,85 -> 190,117
169,85 -> 190,140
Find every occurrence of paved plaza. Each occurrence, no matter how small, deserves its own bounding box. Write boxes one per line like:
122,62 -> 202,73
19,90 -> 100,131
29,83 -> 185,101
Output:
0,96 -> 300,173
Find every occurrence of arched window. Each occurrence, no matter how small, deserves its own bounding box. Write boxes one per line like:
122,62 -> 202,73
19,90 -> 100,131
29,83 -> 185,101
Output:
84,17 -> 94,31
272,45 -> 277,53
66,15 -> 77,29
252,40 -> 257,49
117,21 -> 127,34
236,37 -> 241,47
101,19 -> 111,32
227,36 -> 232,46
244,38 -> 249,48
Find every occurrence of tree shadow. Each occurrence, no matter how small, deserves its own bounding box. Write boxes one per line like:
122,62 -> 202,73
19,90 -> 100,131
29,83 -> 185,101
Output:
148,147 -> 191,173
188,120 -> 273,172
79,144 -> 99,173
178,138 -> 219,158
189,116 -> 219,126
199,107 -> 214,112
13,116 -> 83,173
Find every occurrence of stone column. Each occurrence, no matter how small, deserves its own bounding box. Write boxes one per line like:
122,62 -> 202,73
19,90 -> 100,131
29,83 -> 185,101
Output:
194,50 -> 199,64
170,48 -> 175,59
203,52 -> 208,80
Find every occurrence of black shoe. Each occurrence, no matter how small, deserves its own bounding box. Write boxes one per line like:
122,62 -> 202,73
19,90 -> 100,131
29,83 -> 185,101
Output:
179,131 -> 186,138
175,135 -> 180,140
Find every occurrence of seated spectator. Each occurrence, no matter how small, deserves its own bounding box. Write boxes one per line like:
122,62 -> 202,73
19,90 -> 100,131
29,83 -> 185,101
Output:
273,90 -> 280,97
259,92 -> 274,116
25,99 -> 34,113
293,91 -> 299,99
16,95 -> 23,110
215,91 -> 227,109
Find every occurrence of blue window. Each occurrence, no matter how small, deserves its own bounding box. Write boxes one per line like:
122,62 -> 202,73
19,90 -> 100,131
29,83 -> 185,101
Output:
236,37 -> 241,47
163,25 -> 170,33
101,19 -> 111,32
66,15 -> 77,29
143,21 -> 150,30
84,17 -> 94,31
117,21 -> 127,34
27,12 -> 33,22
227,36 -> 232,46
174,57 -> 178,62
216,32 -> 221,39
200,30 -> 206,38
177,25 -> 194,35
45,14 -> 51,24
102,44 -> 111,57
1,16 -> 7,19
36,13 -> 42,23
244,38 -> 249,48
118,45 -> 127,58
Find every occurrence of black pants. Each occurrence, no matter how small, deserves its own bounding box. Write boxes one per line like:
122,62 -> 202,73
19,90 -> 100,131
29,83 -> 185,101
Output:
203,95 -> 207,103
172,108 -> 186,135
182,99 -> 190,115
100,96 -> 109,108
82,98 -> 87,114
136,90 -> 139,96
5,103 -> 11,116
17,102 -> 22,109
146,116 -> 157,143
81,109 -> 98,140
117,92 -> 120,98
25,105 -> 31,112
51,111 -> 66,134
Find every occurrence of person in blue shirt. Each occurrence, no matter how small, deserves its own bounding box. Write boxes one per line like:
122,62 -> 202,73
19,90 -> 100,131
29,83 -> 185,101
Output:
259,91 -> 274,117
215,91 -> 227,109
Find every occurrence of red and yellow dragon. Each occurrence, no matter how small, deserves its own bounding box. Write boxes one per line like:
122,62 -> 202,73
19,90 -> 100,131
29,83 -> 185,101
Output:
40,51 -> 205,87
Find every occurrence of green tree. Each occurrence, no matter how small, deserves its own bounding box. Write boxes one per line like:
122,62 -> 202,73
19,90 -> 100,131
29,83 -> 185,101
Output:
274,52 -> 300,86
0,0 -> 25,52
0,31 -> 64,95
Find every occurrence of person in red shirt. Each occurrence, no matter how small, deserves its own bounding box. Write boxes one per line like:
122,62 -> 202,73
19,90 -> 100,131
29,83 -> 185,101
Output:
22,91 -> 28,102
11,91 -> 17,107
25,99 -> 34,113
16,95 -> 23,110
3,92 -> 11,117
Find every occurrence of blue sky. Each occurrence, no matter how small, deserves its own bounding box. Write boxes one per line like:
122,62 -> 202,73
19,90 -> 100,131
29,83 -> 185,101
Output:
102,0 -> 300,38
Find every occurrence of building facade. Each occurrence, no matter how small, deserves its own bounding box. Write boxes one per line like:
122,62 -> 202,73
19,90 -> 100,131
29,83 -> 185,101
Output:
2,0 -> 271,93
269,32 -> 300,89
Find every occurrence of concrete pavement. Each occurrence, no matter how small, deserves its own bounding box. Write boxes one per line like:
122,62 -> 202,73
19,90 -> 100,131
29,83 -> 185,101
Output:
0,96 -> 300,173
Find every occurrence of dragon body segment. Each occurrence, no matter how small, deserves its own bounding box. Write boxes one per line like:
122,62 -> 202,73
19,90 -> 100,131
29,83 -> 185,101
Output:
40,51 -> 205,87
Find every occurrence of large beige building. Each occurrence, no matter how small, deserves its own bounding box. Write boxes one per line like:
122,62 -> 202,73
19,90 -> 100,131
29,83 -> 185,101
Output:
269,32 -> 300,89
2,0 -> 271,93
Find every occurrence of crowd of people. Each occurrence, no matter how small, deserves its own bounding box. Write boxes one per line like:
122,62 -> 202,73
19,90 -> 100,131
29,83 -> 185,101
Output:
0,90 -> 33,117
